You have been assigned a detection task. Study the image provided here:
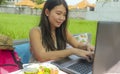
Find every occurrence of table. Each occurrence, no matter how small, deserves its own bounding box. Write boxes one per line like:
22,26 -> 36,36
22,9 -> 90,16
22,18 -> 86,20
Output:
9,69 -> 67,74
9,61 -> 67,74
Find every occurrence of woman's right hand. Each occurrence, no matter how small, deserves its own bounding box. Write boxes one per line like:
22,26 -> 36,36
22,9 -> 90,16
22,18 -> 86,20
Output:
72,48 -> 94,62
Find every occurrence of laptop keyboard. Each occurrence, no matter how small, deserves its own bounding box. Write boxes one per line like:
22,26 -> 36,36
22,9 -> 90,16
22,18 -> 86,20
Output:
67,59 -> 93,74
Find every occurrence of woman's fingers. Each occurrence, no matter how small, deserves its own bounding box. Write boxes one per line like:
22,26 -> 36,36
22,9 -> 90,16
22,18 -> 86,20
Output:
74,48 -> 94,62
84,51 -> 94,62
78,49 -> 94,62
86,52 -> 94,62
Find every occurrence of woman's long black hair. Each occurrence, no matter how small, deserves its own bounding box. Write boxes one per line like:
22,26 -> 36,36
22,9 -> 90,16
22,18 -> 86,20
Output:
39,0 -> 69,51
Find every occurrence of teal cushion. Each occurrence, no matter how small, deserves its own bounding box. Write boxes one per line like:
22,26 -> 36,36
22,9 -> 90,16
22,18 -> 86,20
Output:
14,43 -> 31,64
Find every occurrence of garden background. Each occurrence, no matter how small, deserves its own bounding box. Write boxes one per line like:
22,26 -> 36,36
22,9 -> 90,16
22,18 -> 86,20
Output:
0,13 -> 97,45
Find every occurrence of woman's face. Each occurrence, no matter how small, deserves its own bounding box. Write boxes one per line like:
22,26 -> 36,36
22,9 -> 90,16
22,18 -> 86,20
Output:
46,4 -> 66,29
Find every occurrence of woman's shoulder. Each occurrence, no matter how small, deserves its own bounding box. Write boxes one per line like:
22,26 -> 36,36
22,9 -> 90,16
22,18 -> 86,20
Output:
30,27 -> 41,33
31,27 -> 40,31
29,27 -> 42,37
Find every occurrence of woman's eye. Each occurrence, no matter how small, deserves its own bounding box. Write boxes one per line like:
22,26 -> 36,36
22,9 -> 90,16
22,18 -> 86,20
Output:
56,13 -> 61,15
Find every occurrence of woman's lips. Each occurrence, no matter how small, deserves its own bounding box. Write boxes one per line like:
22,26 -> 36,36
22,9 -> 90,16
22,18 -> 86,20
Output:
57,22 -> 63,25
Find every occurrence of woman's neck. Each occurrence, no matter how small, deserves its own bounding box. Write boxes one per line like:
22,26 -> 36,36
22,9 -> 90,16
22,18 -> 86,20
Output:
51,27 -> 56,34
51,25 -> 56,32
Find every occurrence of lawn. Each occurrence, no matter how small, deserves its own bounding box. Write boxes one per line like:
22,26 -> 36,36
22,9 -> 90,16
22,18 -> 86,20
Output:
0,13 -> 97,45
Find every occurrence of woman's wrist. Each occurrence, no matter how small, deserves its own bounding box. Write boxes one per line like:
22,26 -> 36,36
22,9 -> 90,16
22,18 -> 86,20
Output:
66,48 -> 75,55
72,48 -> 84,55
78,42 -> 88,50
72,48 -> 86,57
68,48 -> 78,55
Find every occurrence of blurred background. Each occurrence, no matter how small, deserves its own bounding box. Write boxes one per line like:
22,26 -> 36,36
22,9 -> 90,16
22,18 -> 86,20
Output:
0,0 -> 120,45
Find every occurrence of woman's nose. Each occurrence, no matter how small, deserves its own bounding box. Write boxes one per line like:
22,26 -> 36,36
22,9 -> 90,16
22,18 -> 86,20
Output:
60,15 -> 65,21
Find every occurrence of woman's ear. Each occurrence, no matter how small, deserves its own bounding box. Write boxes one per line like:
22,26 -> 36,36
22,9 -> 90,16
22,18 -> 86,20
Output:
45,9 -> 49,16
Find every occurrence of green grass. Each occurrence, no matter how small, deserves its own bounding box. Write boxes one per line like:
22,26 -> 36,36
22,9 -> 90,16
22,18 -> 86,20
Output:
68,18 -> 97,44
0,13 -> 39,39
0,13 -> 97,45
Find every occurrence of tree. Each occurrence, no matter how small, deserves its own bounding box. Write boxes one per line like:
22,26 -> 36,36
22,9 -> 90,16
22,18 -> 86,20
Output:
0,0 -> 6,5
32,0 -> 44,4
31,0 -> 45,15
0,0 -> 3,5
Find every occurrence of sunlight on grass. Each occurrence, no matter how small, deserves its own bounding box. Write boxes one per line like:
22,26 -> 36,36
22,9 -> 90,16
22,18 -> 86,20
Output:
0,13 -> 97,45
0,13 -> 39,39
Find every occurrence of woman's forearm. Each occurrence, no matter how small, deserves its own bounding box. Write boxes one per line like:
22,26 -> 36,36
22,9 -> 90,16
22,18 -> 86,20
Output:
36,48 -> 74,62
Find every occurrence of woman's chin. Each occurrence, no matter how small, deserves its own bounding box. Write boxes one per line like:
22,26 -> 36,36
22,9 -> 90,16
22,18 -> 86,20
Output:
55,24 -> 61,28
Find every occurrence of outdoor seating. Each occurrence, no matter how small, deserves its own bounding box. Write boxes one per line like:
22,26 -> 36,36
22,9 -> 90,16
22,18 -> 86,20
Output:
13,33 -> 91,64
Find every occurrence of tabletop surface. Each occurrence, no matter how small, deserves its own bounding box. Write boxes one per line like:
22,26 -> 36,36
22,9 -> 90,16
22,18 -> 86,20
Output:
9,62 -> 67,74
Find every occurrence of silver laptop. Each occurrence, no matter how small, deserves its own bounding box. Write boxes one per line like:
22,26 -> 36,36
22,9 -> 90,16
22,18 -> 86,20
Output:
52,21 -> 120,74
93,21 -> 120,74
51,56 -> 93,74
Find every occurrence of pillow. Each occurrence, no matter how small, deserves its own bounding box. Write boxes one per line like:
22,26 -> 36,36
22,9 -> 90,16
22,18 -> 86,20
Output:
14,43 -> 31,64
73,33 -> 90,44
67,33 -> 91,48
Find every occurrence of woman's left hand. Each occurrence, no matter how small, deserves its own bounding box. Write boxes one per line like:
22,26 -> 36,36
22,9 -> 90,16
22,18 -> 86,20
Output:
86,43 -> 95,52
78,42 -> 95,52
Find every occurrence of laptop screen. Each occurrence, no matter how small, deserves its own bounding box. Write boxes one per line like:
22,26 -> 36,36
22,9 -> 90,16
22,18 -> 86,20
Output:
93,21 -> 120,74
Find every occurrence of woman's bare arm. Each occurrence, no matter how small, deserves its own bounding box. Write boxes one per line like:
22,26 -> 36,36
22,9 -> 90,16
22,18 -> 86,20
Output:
29,28 -> 75,62
29,28 -> 93,62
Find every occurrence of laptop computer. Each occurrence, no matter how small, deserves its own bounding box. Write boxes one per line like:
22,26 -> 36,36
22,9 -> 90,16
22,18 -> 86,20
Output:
93,21 -> 120,74
51,56 -> 93,74
51,21 -> 120,74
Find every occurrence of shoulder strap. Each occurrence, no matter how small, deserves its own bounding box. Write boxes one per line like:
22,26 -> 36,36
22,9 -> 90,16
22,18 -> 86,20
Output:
10,50 -> 23,69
